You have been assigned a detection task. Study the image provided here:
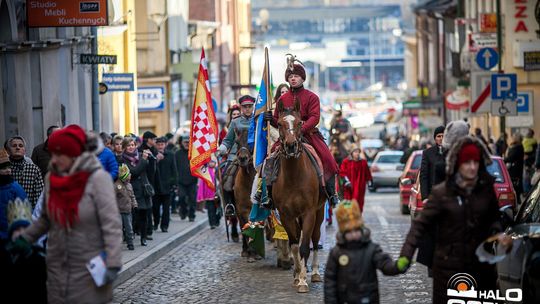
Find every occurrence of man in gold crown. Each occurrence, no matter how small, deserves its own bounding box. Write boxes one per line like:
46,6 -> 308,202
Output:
324,200 -> 409,303
0,148 -> 47,301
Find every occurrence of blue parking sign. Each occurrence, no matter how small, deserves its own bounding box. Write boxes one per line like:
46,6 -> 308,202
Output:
491,74 -> 517,100
517,93 -> 530,113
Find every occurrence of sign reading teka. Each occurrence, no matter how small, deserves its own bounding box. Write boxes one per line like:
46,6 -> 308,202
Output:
27,0 -> 108,27
138,87 -> 165,112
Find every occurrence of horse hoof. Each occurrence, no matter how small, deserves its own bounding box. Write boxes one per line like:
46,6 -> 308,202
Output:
241,251 -> 249,257
293,278 -> 300,287
247,257 -> 256,263
297,284 -> 309,293
281,260 -> 292,270
311,274 -> 322,283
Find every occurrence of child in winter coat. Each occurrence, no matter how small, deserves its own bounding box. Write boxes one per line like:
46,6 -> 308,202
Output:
196,160 -> 219,229
324,200 -> 409,304
115,164 -> 138,250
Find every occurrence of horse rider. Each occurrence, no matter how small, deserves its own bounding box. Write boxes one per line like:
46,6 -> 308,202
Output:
330,110 -> 353,139
217,95 -> 255,215
262,57 -> 340,208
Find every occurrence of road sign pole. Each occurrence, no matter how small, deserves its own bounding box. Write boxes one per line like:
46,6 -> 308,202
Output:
496,0 -> 505,137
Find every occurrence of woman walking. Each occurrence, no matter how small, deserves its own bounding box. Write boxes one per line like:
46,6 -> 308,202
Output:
15,125 -> 122,304
197,160 -> 219,228
339,146 -> 372,212
505,132 -> 524,202
122,136 -> 153,246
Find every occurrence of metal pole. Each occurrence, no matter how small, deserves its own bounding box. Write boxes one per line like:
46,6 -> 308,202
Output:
369,18 -> 375,86
91,26 -> 100,131
496,0 -> 505,135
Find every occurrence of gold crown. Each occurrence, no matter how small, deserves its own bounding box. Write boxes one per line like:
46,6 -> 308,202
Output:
7,197 -> 32,226
0,148 -> 9,165
335,200 -> 363,233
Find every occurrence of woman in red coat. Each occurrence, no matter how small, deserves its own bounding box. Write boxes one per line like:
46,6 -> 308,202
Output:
340,146 -> 372,212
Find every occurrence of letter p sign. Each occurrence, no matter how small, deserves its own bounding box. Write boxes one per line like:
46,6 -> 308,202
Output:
491,74 -> 517,100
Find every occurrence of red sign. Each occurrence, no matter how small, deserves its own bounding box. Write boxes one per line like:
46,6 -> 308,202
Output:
27,0 -> 108,27
480,13 -> 497,33
514,0 -> 529,33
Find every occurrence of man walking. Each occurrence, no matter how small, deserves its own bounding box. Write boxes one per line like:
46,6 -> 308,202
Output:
153,137 -> 177,232
31,125 -> 60,177
175,136 -> 198,221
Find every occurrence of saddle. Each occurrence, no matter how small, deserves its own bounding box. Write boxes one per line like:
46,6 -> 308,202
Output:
263,143 -> 325,188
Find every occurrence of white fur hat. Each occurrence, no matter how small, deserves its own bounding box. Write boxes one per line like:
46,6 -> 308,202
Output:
442,120 -> 470,149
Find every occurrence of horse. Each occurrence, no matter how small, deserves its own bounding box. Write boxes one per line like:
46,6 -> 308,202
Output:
232,128 -> 257,259
272,99 -> 326,293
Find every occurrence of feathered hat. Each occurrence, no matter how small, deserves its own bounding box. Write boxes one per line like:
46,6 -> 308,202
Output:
285,53 -> 306,81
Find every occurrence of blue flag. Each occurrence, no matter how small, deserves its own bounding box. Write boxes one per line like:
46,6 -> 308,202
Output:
249,47 -> 273,168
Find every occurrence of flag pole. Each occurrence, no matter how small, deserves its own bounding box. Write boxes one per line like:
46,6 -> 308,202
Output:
265,47 -> 272,156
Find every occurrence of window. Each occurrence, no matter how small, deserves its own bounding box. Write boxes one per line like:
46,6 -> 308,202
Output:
377,154 -> 402,164
411,154 -> 422,170
486,160 -> 505,183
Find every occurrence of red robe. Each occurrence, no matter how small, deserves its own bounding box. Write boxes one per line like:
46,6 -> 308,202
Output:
339,157 -> 372,212
271,86 -> 339,181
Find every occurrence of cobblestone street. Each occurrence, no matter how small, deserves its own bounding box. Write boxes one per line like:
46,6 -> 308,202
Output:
114,190 -> 432,303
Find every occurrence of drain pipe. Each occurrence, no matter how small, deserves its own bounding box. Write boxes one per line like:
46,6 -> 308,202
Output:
91,26 -> 100,131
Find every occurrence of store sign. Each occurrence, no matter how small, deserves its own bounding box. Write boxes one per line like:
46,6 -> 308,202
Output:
80,54 -> 117,65
469,33 -> 497,52
524,51 -> 540,71
479,13 -> 497,33
138,87 -> 165,111
27,0 -> 108,27
102,73 -> 134,91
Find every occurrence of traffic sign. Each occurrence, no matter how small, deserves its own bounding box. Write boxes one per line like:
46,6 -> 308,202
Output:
491,101 -> 517,116
470,71 -> 493,114
476,48 -> 498,70
517,91 -> 534,115
491,74 -> 517,100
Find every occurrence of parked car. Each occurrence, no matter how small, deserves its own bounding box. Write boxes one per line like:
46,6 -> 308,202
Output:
360,138 -> 384,166
398,150 -> 423,214
368,150 -> 404,192
495,179 -> 540,303
408,156 -> 517,219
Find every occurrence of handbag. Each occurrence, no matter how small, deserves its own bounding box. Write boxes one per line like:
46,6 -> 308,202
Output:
143,182 -> 155,197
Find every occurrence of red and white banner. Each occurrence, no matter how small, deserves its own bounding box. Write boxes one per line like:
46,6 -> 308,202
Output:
189,48 -> 218,190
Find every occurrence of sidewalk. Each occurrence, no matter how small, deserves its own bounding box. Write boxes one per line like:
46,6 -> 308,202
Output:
114,213 -> 209,287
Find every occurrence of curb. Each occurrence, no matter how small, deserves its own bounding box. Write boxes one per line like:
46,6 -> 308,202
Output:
114,218 -> 208,287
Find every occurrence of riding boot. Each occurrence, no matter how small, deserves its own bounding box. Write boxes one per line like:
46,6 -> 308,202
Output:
325,175 -> 340,207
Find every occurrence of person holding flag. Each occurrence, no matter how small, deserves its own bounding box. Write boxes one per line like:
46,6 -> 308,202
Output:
187,48 -> 219,221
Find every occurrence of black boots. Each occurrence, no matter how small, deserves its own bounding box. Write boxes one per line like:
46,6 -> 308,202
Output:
261,185 -> 273,209
326,175 -> 340,207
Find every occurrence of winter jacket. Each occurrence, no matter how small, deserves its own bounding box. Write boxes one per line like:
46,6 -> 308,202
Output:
10,157 -> 44,208
505,143 -> 524,194
114,180 -> 138,213
175,147 -> 197,186
419,144 -> 446,200
125,158 -> 152,210
324,227 -> 401,304
22,152 -> 122,304
97,147 -> 119,180
31,141 -> 51,177
138,143 -> 158,187
401,136 -> 502,304
155,149 -> 177,195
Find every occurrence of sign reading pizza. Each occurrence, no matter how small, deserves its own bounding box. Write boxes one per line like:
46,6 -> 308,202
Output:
27,0 -> 108,27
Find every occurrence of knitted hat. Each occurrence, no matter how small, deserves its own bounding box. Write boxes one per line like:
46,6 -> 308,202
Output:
336,200 -> 364,233
48,124 -> 87,157
433,125 -> 445,139
239,95 -> 255,106
349,144 -> 360,154
457,142 -> 481,167
285,63 -> 306,81
118,163 -> 130,181
0,148 -> 9,169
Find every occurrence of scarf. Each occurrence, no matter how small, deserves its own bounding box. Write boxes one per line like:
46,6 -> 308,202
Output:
455,173 -> 478,195
48,171 -> 91,229
122,150 -> 140,167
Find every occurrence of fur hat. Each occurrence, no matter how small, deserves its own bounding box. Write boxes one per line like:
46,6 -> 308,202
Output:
0,148 -> 9,169
442,120 -> 470,149
285,63 -> 306,81
446,136 -> 492,177
48,125 -> 87,157
336,200 -> 364,233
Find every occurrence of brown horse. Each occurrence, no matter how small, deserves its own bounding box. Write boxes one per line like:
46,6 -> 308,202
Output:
273,99 -> 325,293
233,128 -> 257,258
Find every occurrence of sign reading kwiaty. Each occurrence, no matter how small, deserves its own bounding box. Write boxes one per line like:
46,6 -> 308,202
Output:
27,0 -> 108,27
102,73 -> 134,91
137,87 -> 165,111
80,54 -> 117,65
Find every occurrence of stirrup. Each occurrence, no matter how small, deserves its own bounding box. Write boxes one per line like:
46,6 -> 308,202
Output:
225,204 -> 236,217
